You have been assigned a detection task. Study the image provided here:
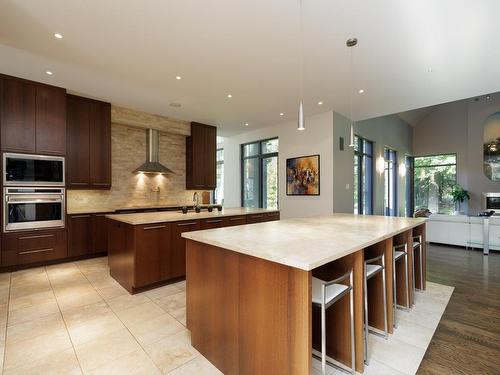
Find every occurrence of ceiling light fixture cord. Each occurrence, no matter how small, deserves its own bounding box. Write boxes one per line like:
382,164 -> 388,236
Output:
297,0 -> 305,131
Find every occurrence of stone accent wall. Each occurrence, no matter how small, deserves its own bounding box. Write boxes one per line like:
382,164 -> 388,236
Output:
67,123 -> 203,212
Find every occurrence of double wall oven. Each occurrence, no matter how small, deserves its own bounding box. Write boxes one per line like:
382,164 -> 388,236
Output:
3,153 -> 65,232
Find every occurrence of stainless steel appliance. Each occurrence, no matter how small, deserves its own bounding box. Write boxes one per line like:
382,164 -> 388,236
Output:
483,192 -> 500,215
3,153 -> 65,186
4,187 -> 65,232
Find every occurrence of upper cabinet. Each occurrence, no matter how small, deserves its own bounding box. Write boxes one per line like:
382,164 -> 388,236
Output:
0,75 -> 66,155
186,122 -> 216,190
66,94 -> 111,189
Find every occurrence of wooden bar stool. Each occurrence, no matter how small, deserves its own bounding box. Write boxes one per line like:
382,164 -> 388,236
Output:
392,243 -> 409,328
413,235 -> 424,292
364,254 -> 388,365
312,270 -> 356,375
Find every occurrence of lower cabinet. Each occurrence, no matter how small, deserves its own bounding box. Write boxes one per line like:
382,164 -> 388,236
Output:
67,213 -> 112,256
170,220 -> 201,278
2,228 -> 67,267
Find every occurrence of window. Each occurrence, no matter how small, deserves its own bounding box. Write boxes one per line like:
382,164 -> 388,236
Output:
215,137 -> 224,204
413,154 -> 457,214
405,156 -> 414,217
241,138 -> 278,209
353,135 -> 374,215
384,147 -> 397,216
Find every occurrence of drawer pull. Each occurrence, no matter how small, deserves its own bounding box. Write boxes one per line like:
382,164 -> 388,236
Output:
143,225 -> 166,230
205,219 -> 223,224
230,217 -> 245,221
178,222 -> 198,227
72,215 -> 91,219
19,248 -> 54,255
19,234 -> 55,240
251,215 -> 264,218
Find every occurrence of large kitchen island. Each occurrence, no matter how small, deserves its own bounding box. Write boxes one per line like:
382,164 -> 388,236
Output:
182,214 -> 426,375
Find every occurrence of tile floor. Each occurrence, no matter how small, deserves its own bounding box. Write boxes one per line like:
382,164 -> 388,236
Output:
0,257 -> 453,375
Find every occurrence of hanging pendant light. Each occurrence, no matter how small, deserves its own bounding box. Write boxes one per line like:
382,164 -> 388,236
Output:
346,37 -> 358,146
297,0 -> 305,131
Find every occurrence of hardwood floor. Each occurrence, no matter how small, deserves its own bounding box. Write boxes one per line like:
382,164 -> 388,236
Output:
417,244 -> 500,375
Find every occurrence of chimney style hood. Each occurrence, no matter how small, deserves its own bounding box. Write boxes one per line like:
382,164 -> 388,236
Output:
133,129 -> 174,174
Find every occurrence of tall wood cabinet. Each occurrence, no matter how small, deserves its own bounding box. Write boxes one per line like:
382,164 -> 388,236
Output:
66,94 -> 111,189
186,122 -> 216,190
0,75 -> 66,155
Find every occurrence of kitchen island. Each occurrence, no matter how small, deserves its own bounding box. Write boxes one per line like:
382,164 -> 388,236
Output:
182,213 -> 426,374
106,207 -> 279,292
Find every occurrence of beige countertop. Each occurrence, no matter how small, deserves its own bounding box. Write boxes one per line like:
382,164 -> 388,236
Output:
182,213 -> 426,271
105,207 -> 279,225
67,203 -> 220,215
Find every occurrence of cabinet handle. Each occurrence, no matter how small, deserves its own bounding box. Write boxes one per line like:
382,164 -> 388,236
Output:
178,222 -> 198,226
95,214 -> 107,217
71,215 -> 91,219
194,185 -> 204,187
205,219 -> 223,223
143,225 -> 166,230
230,217 -> 244,221
19,248 -> 54,255
19,234 -> 55,240
251,215 -> 264,218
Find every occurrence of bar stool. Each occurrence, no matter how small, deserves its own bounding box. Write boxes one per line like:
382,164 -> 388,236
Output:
413,235 -> 424,292
392,243 -> 409,328
312,270 -> 355,375
364,254 -> 388,365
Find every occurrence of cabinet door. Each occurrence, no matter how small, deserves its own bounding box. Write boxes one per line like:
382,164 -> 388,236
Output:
246,214 -> 266,224
91,214 -> 110,253
0,77 -> 36,152
171,220 -> 200,278
204,125 -> 217,188
265,212 -> 280,222
200,218 -> 225,229
35,85 -> 66,155
68,214 -> 92,257
224,215 -> 247,227
66,95 -> 90,188
135,224 -> 170,287
89,101 -> 111,188
186,122 -> 217,189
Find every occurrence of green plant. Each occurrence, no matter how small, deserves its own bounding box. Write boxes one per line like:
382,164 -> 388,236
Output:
451,185 -> 470,204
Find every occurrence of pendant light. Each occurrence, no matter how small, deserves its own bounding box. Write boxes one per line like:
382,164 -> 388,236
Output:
297,0 -> 305,131
346,37 -> 357,146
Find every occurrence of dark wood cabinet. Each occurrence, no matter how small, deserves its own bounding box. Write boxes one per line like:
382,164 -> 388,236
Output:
246,213 -> 267,224
170,220 -> 201,278
35,84 -> 66,155
67,214 -> 92,257
200,217 -> 225,229
66,94 -> 111,189
186,122 -> 217,190
1,228 -> 67,267
224,215 -> 247,227
92,214 -> 110,253
0,75 -> 66,155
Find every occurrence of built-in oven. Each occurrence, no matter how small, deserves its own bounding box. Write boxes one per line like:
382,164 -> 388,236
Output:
4,187 -> 65,232
483,192 -> 500,215
3,153 -> 65,186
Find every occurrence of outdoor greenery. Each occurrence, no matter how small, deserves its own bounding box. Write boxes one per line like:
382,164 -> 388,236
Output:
414,154 -> 457,214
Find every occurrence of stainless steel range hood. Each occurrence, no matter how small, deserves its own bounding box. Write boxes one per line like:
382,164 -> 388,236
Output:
133,129 -> 174,174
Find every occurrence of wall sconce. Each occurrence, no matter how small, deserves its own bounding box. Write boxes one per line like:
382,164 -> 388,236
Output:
376,156 -> 385,174
399,163 -> 407,177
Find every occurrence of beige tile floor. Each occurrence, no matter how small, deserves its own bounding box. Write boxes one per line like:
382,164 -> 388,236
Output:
0,257 -> 222,375
0,257 -> 453,375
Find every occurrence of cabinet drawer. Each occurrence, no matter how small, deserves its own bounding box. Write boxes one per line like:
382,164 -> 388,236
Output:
265,212 -> 280,221
246,214 -> 266,224
2,229 -> 67,266
224,215 -> 247,227
200,218 -> 225,229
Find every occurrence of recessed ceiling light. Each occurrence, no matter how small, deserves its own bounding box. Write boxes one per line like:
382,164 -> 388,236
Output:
244,123 -> 249,126
358,89 -> 365,94
317,101 -> 323,105
169,102 -> 181,107
175,76 -> 182,80
279,113 -> 284,116
54,33 -> 63,39
227,94 -> 233,98
45,71 -> 53,75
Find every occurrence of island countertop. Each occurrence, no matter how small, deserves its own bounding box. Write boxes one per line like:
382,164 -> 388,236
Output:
106,207 -> 279,225
182,213 -> 426,271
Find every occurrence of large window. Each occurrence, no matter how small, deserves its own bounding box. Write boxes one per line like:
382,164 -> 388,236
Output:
353,135 -> 374,215
241,138 -> 278,209
405,156 -> 414,217
384,147 -> 398,216
215,137 -> 224,204
413,154 -> 457,214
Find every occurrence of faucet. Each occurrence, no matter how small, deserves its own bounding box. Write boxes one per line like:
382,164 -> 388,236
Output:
193,192 -> 199,207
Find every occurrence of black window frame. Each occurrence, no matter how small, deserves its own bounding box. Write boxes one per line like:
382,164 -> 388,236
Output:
384,147 -> 398,216
405,155 -> 414,217
353,135 -> 374,215
240,137 -> 279,208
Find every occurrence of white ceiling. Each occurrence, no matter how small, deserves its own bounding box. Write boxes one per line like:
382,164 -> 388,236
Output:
1,0 -> 500,136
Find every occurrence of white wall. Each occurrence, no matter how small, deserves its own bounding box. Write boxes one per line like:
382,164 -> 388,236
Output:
224,111 -> 335,219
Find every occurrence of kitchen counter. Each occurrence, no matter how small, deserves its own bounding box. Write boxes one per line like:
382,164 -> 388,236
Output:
183,213 -> 425,271
106,207 -> 278,225
67,203 -> 222,215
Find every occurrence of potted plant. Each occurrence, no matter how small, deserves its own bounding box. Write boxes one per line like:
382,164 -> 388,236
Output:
451,185 -> 470,215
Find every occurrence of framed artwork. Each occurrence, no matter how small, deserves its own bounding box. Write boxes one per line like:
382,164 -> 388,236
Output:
286,154 -> 320,195
483,112 -> 500,181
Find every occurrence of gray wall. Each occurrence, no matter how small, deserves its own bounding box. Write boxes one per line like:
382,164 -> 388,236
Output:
413,96 -> 500,214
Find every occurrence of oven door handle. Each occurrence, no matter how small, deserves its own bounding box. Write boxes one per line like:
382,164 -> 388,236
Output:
6,197 -> 63,203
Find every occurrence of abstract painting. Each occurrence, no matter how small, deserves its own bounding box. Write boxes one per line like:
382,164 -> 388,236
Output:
286,154 -> 320,195
483,112 -> 500,181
